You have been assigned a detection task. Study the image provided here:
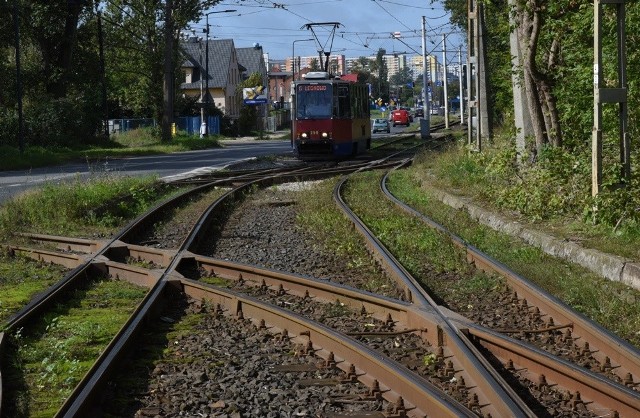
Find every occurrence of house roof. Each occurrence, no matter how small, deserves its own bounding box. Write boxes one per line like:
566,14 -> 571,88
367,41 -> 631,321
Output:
180,38 -> 236,90
236,46 -> 267,80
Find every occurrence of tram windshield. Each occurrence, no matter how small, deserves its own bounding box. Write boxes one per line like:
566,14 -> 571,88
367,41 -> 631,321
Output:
296,83 -> 333,119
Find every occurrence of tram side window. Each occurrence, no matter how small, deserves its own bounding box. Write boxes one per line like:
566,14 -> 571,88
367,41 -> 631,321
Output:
352,85 -> 364,118
350,85 -> 367,118
336,85 -> 351,118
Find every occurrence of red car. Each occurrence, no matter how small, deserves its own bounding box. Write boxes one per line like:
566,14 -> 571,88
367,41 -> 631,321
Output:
391,109 -> 411,127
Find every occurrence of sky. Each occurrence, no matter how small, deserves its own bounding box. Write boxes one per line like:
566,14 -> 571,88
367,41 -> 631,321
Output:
189,0 -> 466,65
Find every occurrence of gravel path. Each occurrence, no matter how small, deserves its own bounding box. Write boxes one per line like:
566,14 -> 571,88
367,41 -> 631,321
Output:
103,296 -> 388,417
201,186 -> 403,299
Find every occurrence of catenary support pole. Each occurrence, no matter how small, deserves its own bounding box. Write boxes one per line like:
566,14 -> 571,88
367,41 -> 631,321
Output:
420,16 -> 430,139
442,34 -> 449,129
13,0 -> 24,153
592,0 -> 629,197
459,45 -> 464,125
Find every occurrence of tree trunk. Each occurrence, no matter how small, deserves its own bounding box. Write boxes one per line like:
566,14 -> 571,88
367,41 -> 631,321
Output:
542,38 -> 562,147
515,0 -> 564,153
162,0 -> 174,142
43,1 -> 84,98
517,0 -> 547,156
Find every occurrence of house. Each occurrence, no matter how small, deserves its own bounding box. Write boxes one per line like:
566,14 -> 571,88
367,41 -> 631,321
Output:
180,38 -> 243,118
268,67 -> 293,108
236,45 -> 268,88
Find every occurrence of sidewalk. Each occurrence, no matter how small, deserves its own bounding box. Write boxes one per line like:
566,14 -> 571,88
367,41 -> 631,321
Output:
426,185 -> 640,291
218,130 -> 291,145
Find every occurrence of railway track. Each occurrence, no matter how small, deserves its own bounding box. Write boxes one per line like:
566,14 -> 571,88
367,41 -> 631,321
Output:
1,133 -> 638,417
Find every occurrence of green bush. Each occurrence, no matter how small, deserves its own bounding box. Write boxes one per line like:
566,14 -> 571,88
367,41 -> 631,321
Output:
23,96 -> 102,148
0,108 -> 19,148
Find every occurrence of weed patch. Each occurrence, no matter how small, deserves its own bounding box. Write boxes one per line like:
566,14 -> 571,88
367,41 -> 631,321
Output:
0,175 -> 180,240
295,178 -> 392,294
387,168 -> 640,347
3,277 -> 147,417
0,254 -> 68,324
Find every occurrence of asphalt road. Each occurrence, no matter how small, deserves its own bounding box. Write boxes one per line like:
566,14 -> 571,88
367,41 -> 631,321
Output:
0,139 -> 292,206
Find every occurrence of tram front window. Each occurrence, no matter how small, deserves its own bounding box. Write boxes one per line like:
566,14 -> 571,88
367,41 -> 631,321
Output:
296,84 -> 333,119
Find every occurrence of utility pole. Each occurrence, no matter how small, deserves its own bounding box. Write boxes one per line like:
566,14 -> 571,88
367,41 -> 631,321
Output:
204,16 -> 210,136
96,4 -> 109,138
161,0 -> 174,142
200,38 -> 205,126
458,45 -> 464,125
442,34 -> 449,129
592,0 -> 629,196
508,0 -> 532,161
13,0 -> 24,153
467,0 -> 481,151
477,1 -> 492,141
420,16 -> 430,139
202,9 -> 236,136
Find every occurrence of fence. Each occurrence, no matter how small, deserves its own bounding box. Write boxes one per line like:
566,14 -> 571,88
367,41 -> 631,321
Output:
108,116 -> 221,136
108,118 -> 155,134
176,115 -> 220,135
264,110 -> 291,132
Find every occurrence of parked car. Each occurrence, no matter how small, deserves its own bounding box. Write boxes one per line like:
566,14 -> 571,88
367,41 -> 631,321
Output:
372,118 -> 391,133
391,109 -> 411,127
414,108 -> 424,118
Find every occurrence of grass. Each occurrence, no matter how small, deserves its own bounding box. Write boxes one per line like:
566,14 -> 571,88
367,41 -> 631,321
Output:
340,171 -> 483,296
0,174 -> 181,240
0,254 -> 68,324
0,128 -> 222,171
384,168 -> 640,347
418,132 -> 640,260
295,178 -> 394,294
292,167 -> 639,348
3,277 -> 148,417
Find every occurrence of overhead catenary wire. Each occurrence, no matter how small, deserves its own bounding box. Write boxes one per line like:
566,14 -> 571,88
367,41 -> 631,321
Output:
207,0 -> 465,60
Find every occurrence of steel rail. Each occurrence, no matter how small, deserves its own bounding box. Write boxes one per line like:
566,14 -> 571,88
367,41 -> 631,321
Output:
51,160 -> 413,416
452,316 -> 640,416
56,176 -> 272,416
332,168 -> 534,416
1,161 -> 389,332
380,166 -> 640,391
177,278 -> 478,418
1,168 -> 284,331
4,155 -> 481,416
0,166 -> 314,417
16,239 -> 638,416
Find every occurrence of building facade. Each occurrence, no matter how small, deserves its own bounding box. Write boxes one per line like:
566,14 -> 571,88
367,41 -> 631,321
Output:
180,37 -> 243,118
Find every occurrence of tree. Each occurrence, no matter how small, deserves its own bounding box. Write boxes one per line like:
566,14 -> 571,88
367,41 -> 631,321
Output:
236,72 -> 263,135
375,48 -> 389,102
23,1 -> 88,98
1,1 -> 105,148
309,58 -> 321,71
389,67 -> 413,88
512,0 -> 563,153
102,0 -> 222,141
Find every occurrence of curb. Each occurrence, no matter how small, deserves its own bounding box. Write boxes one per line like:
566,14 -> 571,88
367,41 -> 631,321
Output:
427,187 -> 640,291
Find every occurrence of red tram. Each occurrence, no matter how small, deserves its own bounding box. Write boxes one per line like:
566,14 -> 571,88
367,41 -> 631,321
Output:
292,72 -> 371,159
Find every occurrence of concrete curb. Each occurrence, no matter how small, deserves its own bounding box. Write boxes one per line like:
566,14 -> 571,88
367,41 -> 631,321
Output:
428,187 -> 640,291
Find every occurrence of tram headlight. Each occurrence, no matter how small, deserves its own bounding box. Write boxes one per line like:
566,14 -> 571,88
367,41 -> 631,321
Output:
321,132 -> 329,138
301,132 -> 308,139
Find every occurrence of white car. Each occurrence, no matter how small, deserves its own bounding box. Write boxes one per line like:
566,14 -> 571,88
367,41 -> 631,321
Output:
372,118 -> 391,133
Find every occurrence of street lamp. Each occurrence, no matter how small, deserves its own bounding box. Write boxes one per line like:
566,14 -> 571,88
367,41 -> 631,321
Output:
203,9 -> 236,136
292,38 -> 314,81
